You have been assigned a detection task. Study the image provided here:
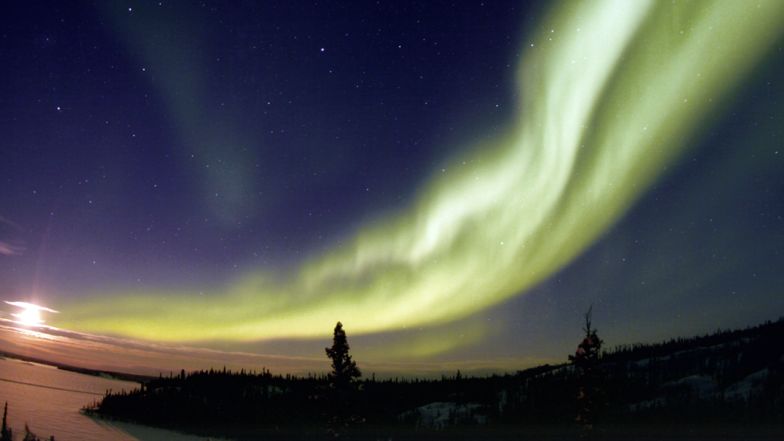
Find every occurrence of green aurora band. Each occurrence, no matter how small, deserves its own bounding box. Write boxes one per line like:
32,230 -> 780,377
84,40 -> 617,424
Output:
54,1 -> 784,345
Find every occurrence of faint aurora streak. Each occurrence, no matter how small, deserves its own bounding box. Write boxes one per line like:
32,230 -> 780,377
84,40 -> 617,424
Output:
54,1 -> 784,344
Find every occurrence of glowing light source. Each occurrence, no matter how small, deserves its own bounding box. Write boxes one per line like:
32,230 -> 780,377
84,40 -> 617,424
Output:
15,307 -> 42,326
5,301 -> 58,327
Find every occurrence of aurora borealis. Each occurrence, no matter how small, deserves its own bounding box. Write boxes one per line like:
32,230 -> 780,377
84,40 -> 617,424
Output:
2,1 -> 784,374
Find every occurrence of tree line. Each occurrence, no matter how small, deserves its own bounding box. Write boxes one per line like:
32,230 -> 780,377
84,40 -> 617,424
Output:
86,316 -> 784,439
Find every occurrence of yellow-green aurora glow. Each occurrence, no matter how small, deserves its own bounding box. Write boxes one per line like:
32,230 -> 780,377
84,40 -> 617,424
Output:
54,1 -> 784,344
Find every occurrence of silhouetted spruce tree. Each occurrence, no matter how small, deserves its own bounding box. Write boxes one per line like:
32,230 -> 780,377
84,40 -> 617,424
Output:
325,321 -> 362,390
325,321 -> 362,437
569,306 -> 603,433
1,402 -> 11,441
22,424 -> 39,441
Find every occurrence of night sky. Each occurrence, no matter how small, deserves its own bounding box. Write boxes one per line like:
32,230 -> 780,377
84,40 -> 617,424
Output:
1,1 -> 783,376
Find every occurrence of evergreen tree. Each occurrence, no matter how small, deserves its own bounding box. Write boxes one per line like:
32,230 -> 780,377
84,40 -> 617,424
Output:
1,402 -> 11,441
23,424 -> 38,441
569,306 -> 604,432
325,321 -> 362,438
325,321 -> 362,389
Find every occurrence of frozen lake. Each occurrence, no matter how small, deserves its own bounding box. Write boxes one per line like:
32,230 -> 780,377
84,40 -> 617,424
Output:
0,356 -> 211,440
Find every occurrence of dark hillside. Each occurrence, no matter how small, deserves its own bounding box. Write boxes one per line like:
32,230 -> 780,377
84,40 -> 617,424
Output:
88,318 -> 784,439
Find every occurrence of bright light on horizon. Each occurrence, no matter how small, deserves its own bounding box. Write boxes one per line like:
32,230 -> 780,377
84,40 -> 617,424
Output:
14,307 -> 42,326
4,301 -> 59,327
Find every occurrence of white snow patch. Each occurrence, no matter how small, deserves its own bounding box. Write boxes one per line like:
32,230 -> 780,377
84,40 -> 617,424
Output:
724,368 -> 768,401
399,401 -> 486,429
664,375 -> 717,399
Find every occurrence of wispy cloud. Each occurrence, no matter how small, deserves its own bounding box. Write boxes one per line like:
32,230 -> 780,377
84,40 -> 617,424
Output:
4,301 -> 59,313
0,241 -> 24,256
0,216 -> 24,256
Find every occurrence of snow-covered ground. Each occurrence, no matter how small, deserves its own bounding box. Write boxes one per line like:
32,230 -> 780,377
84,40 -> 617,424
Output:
399,401 -> 487,429
724,368 -> 768,401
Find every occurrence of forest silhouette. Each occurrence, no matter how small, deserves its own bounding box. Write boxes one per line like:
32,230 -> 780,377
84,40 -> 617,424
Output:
83,318 -> 784,440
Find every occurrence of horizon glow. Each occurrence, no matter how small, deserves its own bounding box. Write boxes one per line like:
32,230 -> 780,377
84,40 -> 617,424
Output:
53,1 -> 784,347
